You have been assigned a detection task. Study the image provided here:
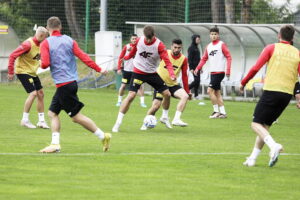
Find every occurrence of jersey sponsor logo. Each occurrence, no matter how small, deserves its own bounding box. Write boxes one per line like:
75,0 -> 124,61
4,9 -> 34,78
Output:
33,53 -> 41,60
209,50 -> 218,56
139,51 -> 153,58
29,78 -> 33,83
133,79 -> 143,85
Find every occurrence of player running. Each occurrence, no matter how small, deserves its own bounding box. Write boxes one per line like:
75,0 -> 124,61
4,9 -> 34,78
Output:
116,34 -> 147,108
112,25 -> 176,133
194,26 -> 232,119
39,16 -> 111,153
141,38 -> 191,130
240,25 -> 300,167
7,26 -> 49,129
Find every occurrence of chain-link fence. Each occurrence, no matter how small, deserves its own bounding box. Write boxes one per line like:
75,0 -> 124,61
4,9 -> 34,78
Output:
0,0 -> 298,53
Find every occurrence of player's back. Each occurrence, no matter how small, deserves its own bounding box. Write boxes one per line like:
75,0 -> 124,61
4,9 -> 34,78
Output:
47,35 -> 77,84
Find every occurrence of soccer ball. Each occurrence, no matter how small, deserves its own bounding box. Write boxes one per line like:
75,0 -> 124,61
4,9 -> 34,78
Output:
143,115 -> 157,128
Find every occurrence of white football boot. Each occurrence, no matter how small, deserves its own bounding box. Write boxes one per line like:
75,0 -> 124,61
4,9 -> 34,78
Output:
160,117 -> 172,129
269,143 -> 283,167
21,120 -> 36,129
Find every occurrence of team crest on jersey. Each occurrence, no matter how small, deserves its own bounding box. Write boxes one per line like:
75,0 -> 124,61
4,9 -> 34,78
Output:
139,51 -> 153,58
209,50 -> 218,56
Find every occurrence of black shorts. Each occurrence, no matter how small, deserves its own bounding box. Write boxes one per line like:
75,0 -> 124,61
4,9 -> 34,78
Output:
122,70 -> 133,85
49,81 -> 84,117
209,73 -> 225,90
153,85 -> 181,101
294,82 -> 300,95
253,90 -> 292,126
129,72 -> 168,93
17,74 -> 43,93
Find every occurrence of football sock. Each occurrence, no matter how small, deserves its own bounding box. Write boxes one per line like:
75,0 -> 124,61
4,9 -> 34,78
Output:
51,132 -> 60,145
38,113 -> 45,122
264,135 -> 277,149
162,109 -> 169,118
22,112 -> 29,122
249,147 -> 261,160
94,128 -> 105,140
219,106 -> 226,115
174,111 -> 182,121
118,95 -> 122,103
116,112 -> 125,124
213,104 -> 219,113
140,96 -> 145,104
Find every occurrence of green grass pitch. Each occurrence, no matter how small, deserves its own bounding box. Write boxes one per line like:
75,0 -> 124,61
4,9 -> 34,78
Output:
0,84 -> 299,200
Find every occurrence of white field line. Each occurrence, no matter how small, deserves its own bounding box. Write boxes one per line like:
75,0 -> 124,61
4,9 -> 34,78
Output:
0,152 -> 299,156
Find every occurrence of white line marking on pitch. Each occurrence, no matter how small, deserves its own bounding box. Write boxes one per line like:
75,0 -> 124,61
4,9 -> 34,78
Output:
0,152 -> 299,156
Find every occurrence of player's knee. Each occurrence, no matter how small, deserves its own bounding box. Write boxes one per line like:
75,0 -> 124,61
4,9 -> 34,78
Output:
207,88 -> 213,95
127,92 -> 137,102
162,90 -> 171,98
29,91 -> 37,98
48,111 -> 56,118
37,90 -> 44,98
182,93 -> 189,101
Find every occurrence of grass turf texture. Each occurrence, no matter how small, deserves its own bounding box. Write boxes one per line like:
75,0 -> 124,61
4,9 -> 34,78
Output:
0,84 -> 299,200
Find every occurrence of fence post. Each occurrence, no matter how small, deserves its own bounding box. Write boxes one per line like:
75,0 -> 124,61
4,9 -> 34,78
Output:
185,0 -> 190,23
85,0 -> 90,52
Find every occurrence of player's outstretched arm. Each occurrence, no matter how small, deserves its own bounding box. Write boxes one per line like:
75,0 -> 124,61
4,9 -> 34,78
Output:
72,40 -> 102,72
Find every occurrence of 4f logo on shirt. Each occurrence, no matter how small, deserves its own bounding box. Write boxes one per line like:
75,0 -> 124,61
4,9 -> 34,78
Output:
209,50 -> 218,56
33,53 -> 41,60
139,51 -> 153,58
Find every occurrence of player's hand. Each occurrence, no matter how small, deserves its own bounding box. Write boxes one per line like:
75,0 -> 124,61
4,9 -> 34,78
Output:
7,74 -> 14,81
171,75 -> 177,81
194,69 -> 199,76
239,84 -> 245,94
226,74 -> 230,81
117,69 -> 122,75
188,93 -> 193,100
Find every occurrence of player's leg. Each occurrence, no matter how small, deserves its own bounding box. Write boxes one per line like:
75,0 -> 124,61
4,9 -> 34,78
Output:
17,74 -> 38,128
116,70 -> 131,106
172,87 -> 189,126
40,91 -> 62,153
243,136 -> 264,167
34,77 -> 49,128
116,83 -> 126,106
215,90 -> 227,118
207,87 -> 219,118
138,84 -> 147,108
147,73 -> 172,128
250,91 -> 291,167
71,112 -> 111,152
112,72 -> 143,132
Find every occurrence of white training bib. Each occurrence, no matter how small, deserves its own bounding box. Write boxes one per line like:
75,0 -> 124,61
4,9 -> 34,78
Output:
133,36 -> 161,73
123,44 -> 134,72
206,41 -> 226,73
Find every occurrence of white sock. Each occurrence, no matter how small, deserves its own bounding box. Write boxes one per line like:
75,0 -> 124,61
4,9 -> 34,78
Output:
213,104 -> 219,113
51,132 -> 60,145
94,128 -> 105,140
174,111 -> 182,121
118,95 -> 122,103
38,113 -> 45,122
140,96 -> 145,104
249,147 -> 261,160
264,135 -> 277,149
22,112 -> 29,122
116,112 -> 125,124
219,106 -> 226,115
162,109 -> 169,118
